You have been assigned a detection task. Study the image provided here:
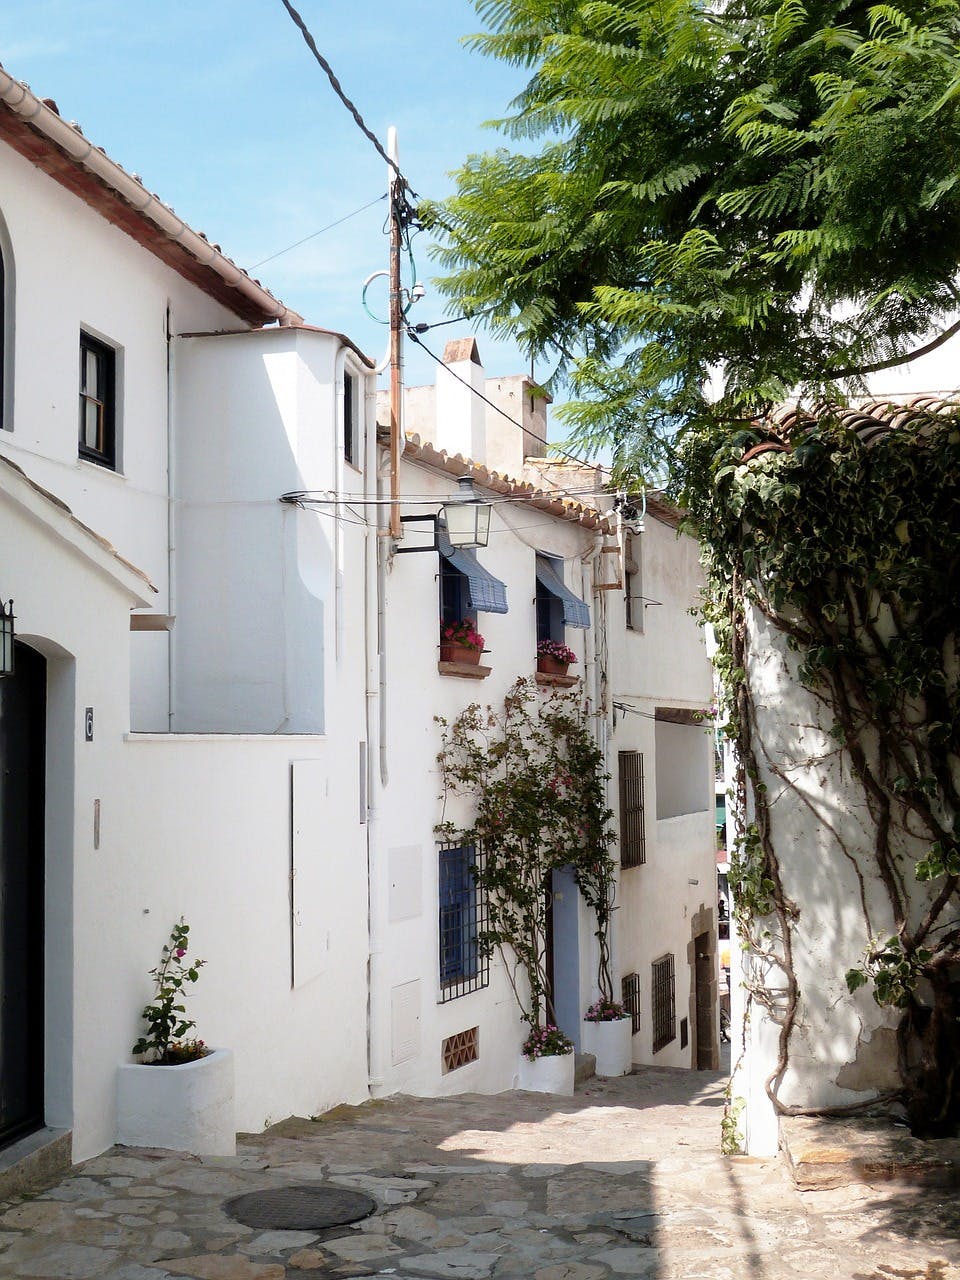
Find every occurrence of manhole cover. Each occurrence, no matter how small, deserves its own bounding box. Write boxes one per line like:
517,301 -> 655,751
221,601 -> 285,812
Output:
224,1185 -> 377,1230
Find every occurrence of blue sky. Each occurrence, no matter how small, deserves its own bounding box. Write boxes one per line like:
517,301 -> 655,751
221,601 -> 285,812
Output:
0,1 -> 539,394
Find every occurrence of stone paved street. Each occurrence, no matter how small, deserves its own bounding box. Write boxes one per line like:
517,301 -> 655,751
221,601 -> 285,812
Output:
0,1065 -> 957,1280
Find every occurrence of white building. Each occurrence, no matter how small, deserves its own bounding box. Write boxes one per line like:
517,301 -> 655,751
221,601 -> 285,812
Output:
0,64 -> 718,1179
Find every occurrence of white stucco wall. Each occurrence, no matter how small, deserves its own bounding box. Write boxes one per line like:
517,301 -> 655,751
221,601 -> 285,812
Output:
370,456 -> 597,1097
604,514 -> 719,1070
731,604 -> 928,1155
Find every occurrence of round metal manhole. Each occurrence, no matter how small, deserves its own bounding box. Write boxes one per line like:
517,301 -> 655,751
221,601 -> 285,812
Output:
224,1185 -> 377,1231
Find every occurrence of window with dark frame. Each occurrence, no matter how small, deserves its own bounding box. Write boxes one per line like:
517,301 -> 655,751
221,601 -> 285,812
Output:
440,557 -> 473,627
618,750 -> 646,868
651,952 -> 676,1053
438,842 -> 489,1001
535,552 -> 565,644
78,332 -> 116,469
624,532 -> 643,632
621,971 -> 641,1034
343,372 -> 358,468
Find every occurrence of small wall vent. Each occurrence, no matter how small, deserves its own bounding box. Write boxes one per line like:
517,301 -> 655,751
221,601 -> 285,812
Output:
442,1026 -> 479,1073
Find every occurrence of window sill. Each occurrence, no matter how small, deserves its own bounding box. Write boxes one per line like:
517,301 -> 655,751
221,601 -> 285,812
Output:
438,661 -> 492,680
535,671 -> 579,688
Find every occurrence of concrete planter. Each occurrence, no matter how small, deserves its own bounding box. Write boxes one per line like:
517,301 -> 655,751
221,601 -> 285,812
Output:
117,1048 -> 235,1156
582,1017 -> 633,1077
517,1050 -> 575,1095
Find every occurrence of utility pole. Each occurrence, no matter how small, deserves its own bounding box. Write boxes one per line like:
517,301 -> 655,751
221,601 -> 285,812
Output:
387,127 -> 402,540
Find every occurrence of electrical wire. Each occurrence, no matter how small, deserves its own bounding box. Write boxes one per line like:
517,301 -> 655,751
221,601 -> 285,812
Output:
406,327 -> 602,473
250,195 -> 387,269
280,486 -> 612,506
278,0 -> 411,190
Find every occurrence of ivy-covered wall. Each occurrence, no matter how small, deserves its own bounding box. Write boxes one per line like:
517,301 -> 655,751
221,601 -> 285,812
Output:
681,401 -> 960,1150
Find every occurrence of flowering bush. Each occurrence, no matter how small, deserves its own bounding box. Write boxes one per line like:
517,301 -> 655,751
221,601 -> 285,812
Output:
584,998 -> 627,1022
522,1023 -> 574,1060
441,619 -> 485,651
133,918 -> 208,1065
536,639 -> 578,664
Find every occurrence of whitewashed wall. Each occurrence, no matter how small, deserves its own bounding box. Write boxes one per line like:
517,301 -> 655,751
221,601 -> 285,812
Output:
732,605 -> 915,1155
0,142 -> 252,733
604,513 -> 718,1070
370,455 -> 597,1097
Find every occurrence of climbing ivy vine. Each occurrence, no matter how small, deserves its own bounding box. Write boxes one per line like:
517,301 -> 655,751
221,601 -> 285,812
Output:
681,408 -> 960,1137
436,677 -> 617,1032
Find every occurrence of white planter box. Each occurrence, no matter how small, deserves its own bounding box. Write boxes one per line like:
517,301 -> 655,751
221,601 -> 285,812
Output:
582,1017 -> 633,1077
516,1050 -> 575,1095
117,1049 -> 235,1157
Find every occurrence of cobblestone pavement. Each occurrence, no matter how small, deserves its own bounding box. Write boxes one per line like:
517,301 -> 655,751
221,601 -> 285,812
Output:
1,1065 -> 957,1280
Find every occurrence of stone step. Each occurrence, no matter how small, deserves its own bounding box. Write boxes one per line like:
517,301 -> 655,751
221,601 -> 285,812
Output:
575,1052 -> 596,1086
0,1127 -> 72,1200
781,1115 -> 960,1191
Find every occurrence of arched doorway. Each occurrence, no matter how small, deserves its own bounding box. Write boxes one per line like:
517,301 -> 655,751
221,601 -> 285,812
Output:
0,641 -> 46,1147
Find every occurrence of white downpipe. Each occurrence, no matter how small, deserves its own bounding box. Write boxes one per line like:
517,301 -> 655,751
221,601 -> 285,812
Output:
333,347 -> 348,663
0,71 -> 300,326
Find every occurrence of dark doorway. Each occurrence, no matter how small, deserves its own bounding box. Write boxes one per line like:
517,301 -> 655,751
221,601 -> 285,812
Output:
0,641 -> 46,1147
694,932 -> 714,1070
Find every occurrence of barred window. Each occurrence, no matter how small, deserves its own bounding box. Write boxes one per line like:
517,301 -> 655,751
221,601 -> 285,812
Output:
621,972 -> 641,1035
618,750 -> 646,868
651,953 -> 676,1053
438,842 -> 489,1002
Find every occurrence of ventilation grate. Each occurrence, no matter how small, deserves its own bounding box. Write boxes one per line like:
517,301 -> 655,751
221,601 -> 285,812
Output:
621,972 -> 641,1035
442,1026 -> 479,1073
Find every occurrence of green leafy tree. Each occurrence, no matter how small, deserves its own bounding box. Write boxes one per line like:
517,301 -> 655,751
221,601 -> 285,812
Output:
425,0 -> 960,474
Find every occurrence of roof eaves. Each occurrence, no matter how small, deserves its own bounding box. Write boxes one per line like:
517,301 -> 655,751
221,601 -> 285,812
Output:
401,432 -> 615,534
0,66 -> 302,328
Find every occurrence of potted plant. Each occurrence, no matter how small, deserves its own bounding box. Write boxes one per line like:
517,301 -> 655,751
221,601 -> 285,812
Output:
582,997 -> 633,1077
518,1023 -> 575,1094
440,619 -> 486,665
536,638 -> 577,676
116,919 -> 235,1157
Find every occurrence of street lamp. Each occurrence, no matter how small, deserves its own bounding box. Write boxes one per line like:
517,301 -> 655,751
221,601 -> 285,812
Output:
0,599 -> 14,676
442,476 -> 491,549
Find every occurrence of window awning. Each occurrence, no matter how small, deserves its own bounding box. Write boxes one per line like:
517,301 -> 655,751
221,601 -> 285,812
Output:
438,530 -> 508,614
535,556 -> 590,629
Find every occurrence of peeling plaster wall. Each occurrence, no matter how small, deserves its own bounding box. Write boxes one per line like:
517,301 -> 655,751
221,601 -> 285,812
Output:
732,604 -> 941,1155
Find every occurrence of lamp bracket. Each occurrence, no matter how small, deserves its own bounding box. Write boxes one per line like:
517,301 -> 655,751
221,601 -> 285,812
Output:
394,513 -> 440,554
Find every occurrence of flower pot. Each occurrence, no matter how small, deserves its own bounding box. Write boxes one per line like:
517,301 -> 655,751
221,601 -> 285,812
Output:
117,1048 -> 235,1157
537,656 -> 570,677
440,643 -> 481,665
582,1016 -> 633,1077
517,1049 -> 575,1095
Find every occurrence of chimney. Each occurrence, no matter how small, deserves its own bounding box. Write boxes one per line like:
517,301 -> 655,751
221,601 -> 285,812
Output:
434,337 -> 486,463
482,375 -> 549,478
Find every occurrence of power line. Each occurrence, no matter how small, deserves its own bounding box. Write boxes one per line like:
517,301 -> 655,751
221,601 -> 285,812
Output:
250,195 -> 386,269
278,0 -> 413,193
406,327 -> 602,474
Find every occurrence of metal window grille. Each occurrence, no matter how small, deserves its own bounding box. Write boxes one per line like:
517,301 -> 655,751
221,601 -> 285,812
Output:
618,751 -> 646,868
442,1026 -> 479,1073
621,972 -> 641,1035
651,953 -> 676,1053
438,841 -> 489,1003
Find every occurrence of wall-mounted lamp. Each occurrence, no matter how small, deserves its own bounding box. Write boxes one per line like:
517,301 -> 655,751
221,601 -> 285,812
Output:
442,476 -> 491,549
0,599 -> 15,677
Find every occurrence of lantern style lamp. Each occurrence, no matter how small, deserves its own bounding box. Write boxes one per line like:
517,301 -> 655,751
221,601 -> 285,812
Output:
0,599 -> 14,677
442,476 -> 491,548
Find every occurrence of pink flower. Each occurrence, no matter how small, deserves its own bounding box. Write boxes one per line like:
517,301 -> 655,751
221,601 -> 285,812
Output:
175,948 -> 186,958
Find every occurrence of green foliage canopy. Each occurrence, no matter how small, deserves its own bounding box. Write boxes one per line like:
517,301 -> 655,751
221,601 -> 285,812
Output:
426,0 -> 960,473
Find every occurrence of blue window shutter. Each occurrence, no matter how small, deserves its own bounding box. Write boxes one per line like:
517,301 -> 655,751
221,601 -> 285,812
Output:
438,531 -> 508,615
535,555 -> 590,629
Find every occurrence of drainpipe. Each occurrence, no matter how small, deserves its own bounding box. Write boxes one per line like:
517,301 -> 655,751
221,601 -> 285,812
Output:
165,306 -> 176,730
